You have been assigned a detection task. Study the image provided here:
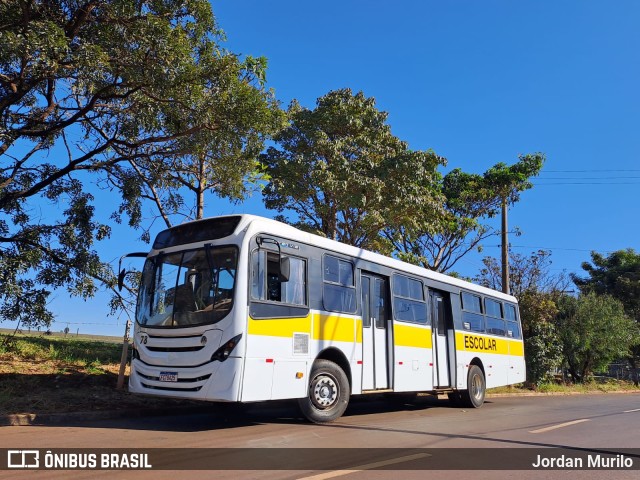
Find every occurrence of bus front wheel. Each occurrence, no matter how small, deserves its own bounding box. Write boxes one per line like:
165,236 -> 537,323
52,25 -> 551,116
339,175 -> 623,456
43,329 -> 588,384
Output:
298,359 -> 350,424
460,365 -> 485,408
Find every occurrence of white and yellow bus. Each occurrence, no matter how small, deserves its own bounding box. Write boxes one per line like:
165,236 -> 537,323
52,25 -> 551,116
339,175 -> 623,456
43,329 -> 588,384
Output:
122,215 -> 525,423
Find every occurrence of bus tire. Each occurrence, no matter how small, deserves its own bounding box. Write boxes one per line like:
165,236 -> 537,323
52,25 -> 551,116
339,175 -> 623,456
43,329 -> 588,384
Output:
298,359 -> 350,424
460,365 -> 485,408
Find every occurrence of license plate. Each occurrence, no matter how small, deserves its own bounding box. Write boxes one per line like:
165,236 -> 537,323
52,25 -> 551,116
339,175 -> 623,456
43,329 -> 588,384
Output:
159,372 -> 178,382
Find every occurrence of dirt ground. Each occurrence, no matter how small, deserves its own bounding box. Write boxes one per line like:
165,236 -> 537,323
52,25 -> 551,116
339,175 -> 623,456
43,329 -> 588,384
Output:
0,349 -> 198,416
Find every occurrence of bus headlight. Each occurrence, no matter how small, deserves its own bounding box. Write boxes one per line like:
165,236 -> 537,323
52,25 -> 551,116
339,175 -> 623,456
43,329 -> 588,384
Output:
211,334 -> 242,362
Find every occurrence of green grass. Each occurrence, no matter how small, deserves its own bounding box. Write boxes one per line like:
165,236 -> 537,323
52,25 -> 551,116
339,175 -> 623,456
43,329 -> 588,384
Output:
535,379 -> 638,393
1,333 -> 122,366
488,379 -> 639,395
0,332 -> 195,416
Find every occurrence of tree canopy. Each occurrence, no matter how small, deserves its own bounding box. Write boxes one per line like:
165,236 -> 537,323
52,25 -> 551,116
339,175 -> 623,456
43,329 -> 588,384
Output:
0,0 -> 280,327
572,249 -> 640,322
387,153 -> 544,273
261,88 -> 445,252
572,249 -> 640,382
555,293 -> 639,382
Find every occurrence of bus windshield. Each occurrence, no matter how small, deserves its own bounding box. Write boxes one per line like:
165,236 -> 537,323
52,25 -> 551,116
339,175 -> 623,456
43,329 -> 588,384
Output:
136,246 -> 238,328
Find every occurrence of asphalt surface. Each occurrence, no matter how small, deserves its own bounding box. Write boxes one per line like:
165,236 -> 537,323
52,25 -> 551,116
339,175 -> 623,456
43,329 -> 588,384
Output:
1,392 -> 639,479
0,389 -> 635,426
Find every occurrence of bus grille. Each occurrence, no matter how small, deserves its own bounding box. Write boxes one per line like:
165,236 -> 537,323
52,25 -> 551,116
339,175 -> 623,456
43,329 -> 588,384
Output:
137,372 -> 212,383
145,346 -> 205,352
140,383 -> 203,392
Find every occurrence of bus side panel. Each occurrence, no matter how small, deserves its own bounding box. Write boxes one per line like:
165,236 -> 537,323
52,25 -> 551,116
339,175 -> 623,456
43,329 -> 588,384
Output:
455,332 -> 512,389
271,360 -> 308,400
509,339 -> 526,384
393,323 -> 433,392
313,312 -> 363,394
241,315 -> 312,402
241,312 -> 360,401
241,357 -> 275,402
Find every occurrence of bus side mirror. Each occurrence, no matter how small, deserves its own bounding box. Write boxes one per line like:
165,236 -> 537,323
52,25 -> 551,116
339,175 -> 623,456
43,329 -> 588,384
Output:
118,269 -> 126,291
117,252 -> 148,291
279,257 -> 290,282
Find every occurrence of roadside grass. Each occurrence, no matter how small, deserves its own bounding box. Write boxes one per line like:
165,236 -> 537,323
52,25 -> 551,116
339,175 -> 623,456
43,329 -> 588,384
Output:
0,333 -> 195,416
0,334 -> 121,366
488,378 -> 640,395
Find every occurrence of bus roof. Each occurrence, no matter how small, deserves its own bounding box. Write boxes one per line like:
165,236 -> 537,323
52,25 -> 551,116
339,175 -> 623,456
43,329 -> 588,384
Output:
157,214 -> 518,304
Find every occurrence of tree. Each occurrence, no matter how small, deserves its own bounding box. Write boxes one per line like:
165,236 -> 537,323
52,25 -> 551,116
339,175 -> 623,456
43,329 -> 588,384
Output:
0,1 -> 279,328
386,154 -> 544,273
104,59 -> 283,239
475,250 -> 568,385
476,249 -> 570,300
555,293 -> 640,382
261,88 -> 445,252
572,249 -> 640,384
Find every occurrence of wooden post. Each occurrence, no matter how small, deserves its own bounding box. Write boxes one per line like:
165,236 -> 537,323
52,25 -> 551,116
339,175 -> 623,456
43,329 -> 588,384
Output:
116,320 -> 131,390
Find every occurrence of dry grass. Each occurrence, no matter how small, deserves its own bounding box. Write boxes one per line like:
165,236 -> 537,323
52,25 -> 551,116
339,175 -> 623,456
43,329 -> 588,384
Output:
0,334 -> 196,416
488,379 -> 639,395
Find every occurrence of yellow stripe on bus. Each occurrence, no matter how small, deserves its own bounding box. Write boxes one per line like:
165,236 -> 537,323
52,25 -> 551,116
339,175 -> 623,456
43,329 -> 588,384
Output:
314,313 -> 358,343
248,313 -> 362,342
508,340 -> 525,356
248,315 -> 311,337
455,332 -> 524,356
394,324 -> 432,348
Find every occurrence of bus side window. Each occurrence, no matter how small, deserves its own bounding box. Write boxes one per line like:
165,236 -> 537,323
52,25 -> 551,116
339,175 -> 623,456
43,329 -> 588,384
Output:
505,304 -> 521,339
323,255 -> 356,314
485,298 -> 505,336
461,291 -> 484,332
392,274 -> 427,324
252,250 -> 307,306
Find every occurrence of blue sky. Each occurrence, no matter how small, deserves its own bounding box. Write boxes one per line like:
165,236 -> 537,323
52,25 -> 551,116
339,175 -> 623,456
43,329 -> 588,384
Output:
18,0 -> 640,336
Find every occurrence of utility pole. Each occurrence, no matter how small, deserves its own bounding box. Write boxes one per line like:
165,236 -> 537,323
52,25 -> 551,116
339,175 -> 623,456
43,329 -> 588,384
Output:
501,196 -> 510,295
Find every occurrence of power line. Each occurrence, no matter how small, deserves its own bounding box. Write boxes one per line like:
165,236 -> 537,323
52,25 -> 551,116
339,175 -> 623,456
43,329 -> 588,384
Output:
485,244 -> 616,254
50,320 -> 121,326
544,169 -> 640,173
533,181 -> 640,185
539,176 -> 640,180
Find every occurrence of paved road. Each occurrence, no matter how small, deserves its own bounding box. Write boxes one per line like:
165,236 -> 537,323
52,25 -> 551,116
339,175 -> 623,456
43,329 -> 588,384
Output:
1,393 -> 639,479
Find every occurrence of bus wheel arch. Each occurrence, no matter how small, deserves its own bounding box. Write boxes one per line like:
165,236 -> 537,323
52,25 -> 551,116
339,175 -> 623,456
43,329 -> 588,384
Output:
298,352 -> 351,424
315,348 -> 352,389
460,359 -> 486,408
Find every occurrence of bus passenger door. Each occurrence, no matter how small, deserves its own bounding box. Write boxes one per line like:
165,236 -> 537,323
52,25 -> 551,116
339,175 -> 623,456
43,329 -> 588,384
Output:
430,291 -> 450,388
361,274 -> 389,390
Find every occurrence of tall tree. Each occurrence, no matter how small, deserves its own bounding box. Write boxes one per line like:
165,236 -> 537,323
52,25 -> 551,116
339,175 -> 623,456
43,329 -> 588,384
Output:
387,154 -> 544,273
261,88 -> 445,252
104,58 -> 283,239
572,249 -> 640,384
0,0 -> 280,327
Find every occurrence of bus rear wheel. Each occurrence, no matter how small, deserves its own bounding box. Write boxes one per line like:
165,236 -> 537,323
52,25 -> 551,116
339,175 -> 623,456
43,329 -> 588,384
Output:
460,365 -> 485,408
298,359 -> 350,424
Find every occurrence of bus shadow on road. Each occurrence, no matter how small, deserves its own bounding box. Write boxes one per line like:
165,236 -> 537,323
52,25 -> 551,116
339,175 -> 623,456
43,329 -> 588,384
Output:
42,393 -> 476,432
